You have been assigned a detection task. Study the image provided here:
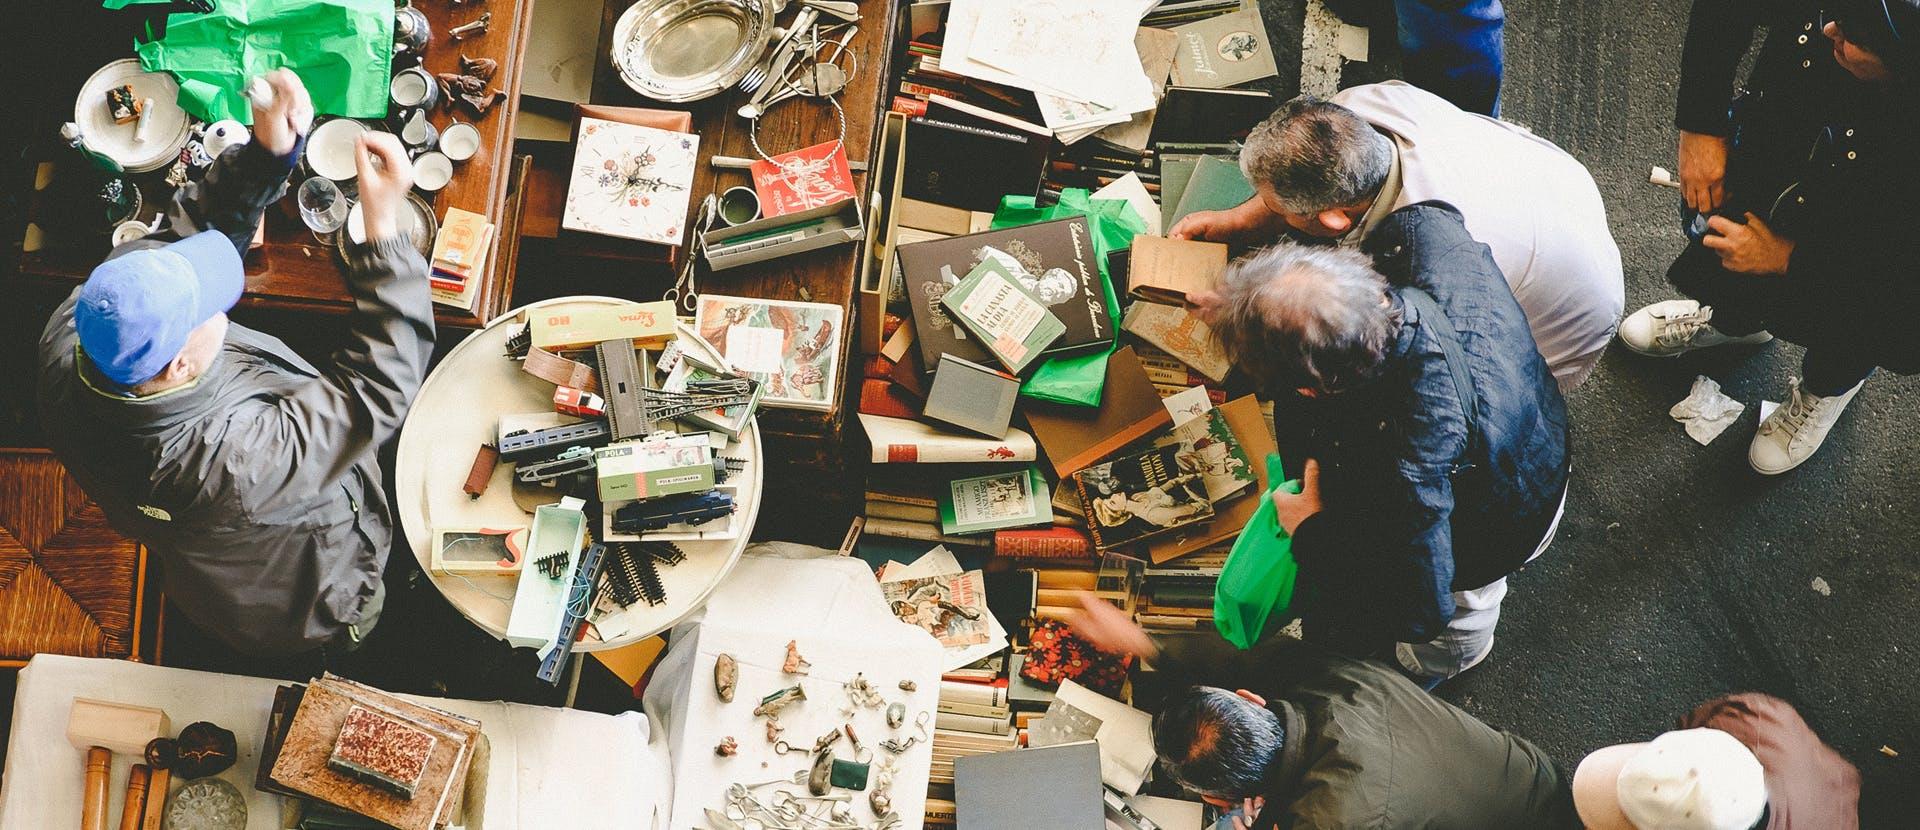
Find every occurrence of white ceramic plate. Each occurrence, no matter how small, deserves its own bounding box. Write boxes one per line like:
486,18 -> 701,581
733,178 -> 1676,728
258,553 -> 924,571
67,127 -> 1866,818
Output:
73,58 -> 190,173
307,118 -> 367,181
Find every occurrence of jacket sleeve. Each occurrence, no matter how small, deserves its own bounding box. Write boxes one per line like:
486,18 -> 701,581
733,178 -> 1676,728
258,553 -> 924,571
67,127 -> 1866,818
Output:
1147,633 -> 1330,693
1675,0 -> 1758,135
1290,469 -> 1459,650
164,138 -> 302,256
224,235 -> 436,513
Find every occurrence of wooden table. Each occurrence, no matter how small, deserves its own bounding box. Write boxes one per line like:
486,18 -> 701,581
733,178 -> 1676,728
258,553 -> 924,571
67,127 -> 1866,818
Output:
15,0 -> 536,329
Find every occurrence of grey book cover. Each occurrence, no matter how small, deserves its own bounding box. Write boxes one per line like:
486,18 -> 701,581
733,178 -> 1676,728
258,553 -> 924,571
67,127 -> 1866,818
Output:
954,741 -> 1104,829
924,353 -> 1021,438
1171,8 -> 1280,89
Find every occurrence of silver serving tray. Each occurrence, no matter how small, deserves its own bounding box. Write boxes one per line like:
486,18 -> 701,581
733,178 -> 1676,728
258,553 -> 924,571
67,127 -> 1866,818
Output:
613,0 -> 775,102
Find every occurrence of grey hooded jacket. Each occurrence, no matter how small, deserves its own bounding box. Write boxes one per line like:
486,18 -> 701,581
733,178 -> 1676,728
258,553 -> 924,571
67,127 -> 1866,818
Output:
36,140 -> 435,656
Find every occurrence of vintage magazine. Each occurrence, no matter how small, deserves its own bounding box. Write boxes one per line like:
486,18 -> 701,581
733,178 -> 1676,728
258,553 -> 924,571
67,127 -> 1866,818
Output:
1073,444 -> 1215,551
941,257 -> 1067,374
940,466 -> 1052,535
694,294 -> 844,411
881,570 -> 993,647
1154,407 -> 1254,503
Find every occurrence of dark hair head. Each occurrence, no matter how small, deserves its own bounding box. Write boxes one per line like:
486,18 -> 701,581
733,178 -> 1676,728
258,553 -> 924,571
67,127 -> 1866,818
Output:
1240,97 -> 1394,215
1152,686 -> 1286,800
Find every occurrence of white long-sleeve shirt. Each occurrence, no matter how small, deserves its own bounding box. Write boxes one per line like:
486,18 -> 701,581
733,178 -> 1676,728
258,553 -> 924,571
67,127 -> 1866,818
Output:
1334,81 -> 1625,391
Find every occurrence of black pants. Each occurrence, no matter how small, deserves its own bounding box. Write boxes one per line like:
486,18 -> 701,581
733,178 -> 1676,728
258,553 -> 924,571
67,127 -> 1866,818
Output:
1667,244 -> 1873,397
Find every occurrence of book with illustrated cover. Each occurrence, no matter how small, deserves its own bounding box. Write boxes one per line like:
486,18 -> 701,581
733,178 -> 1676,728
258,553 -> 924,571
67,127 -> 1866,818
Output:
694,294 -> 843,411
1073,445 -> 1214,552
1170,7 -> 1280,89
751,139 -> 858,218
899,217 -> 1111,374
940,257 -> 1067,374
881,570 -> 992,647
1155,406 -> 1255,504
1146,395 -> 1279,564
939,466 -> 1051,535
1123,301 -> 1231,382
561,117 -> 698,245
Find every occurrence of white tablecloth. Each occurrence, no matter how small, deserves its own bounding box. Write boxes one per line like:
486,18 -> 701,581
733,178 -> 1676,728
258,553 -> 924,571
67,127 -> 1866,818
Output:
642,545 -> 944,830
0,655 -> 668,829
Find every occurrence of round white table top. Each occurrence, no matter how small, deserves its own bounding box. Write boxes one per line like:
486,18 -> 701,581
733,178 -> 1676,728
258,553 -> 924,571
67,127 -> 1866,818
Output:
394,296 -> 762,651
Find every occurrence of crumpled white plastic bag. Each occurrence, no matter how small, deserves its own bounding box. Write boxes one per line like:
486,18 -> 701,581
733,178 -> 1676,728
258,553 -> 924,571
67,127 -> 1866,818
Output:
1670,375 -> 1746,445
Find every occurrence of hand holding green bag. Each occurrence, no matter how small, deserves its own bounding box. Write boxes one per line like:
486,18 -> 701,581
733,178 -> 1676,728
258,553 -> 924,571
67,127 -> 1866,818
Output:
1214,452 -> 1302,650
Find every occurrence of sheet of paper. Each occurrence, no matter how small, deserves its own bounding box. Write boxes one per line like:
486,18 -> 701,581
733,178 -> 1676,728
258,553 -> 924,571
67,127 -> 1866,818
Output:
967,0 -> 1156,110
1336,22 -> 1371,62
1055,679 -> 1155,794
1092,172 -> 1163,237
723,324 -> 785,374
1161,385 -> 1214,426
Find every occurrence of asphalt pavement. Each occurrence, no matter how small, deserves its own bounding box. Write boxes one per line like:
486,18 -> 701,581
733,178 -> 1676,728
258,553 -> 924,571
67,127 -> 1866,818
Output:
1416,1 -> 1920,825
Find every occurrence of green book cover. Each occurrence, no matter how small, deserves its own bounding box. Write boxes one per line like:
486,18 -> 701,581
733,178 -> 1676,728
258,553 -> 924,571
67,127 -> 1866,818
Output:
1169,155 -> 1256,228
940,466 -> 1053,535
940,257 -> 1068,375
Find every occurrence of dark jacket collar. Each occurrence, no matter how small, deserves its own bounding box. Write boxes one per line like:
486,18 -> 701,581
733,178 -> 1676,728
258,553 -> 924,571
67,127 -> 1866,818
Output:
74,344 -> 235,433
1250,700 -> 1309,830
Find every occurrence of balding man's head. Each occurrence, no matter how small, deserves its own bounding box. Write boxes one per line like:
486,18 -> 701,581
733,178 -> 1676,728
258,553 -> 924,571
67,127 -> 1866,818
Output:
1210,244 -> 1399,395
1153,686 -> 1285,801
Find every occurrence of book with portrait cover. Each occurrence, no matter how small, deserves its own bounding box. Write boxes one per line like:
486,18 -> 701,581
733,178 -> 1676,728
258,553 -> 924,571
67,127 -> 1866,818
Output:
939,466 -> 1052,535
881,569 -> 992,647
1170,7 -> 1280,89
898,216 -> 1112,374
1073,445 -> 1215,552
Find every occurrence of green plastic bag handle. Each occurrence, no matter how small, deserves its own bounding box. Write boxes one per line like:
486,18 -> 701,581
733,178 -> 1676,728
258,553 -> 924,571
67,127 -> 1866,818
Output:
1213,452 -> 1303,650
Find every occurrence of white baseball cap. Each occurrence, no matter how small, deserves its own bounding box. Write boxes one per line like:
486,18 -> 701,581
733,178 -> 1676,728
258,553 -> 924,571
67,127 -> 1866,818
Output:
1572,728 -> 1768,830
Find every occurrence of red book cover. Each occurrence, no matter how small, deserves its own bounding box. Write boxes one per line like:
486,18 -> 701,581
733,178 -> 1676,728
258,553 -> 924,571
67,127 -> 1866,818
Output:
891,96 -> 929,117
750,140 -> 858,218
994,527 -> 1094,560
859,379 -> 922,419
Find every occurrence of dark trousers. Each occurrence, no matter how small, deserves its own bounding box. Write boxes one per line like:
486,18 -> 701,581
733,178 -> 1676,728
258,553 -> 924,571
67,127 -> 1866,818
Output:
1667,244 -> 1873,397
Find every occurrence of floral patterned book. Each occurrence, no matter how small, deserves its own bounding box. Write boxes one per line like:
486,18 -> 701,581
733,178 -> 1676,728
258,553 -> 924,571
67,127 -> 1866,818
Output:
561,117 -> 699,245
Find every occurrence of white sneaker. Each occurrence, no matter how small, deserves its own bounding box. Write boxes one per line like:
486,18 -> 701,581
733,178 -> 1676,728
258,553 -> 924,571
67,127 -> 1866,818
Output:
1749,378 -> 1863,475
1618,299 -> 1773,357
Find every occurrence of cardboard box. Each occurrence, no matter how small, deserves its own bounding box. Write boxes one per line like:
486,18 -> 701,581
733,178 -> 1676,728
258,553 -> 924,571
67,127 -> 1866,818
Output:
594,435 -> 715,502
530,301 -> 675,351
702,197 -> 864,271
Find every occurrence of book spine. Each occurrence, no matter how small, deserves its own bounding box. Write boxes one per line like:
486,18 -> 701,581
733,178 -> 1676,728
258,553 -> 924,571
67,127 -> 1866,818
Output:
1029,568 -> 1099,591
891,96 -> 929,117
870,442 -> 1035,464
863,517 -> 991,547
865,501 -> 942,524
1137,613 -> 1216,630
938,680 -> 1009,708
864,491 -> 940,509
937,699 -> 1012,718
1034,588 -> 1091,609
934,711 -> 1012,735
993,528 -> 1093,559
859,378 -> 922,419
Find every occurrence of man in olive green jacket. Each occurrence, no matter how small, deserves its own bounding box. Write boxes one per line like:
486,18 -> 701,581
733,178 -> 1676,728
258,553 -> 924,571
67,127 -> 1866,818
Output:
1074,597 -> 1577,829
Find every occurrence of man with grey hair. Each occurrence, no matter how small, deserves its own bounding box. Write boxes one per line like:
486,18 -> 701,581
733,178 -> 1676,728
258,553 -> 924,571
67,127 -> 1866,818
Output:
1070,597 -> 1578,829
1175,81 -> 1623,391
1205,201 -> 1570,686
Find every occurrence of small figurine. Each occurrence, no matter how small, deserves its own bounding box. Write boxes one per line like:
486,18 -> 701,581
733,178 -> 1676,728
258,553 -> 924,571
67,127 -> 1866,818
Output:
714,653 -> 738,702
715,736 -> 738,757
808,749 -> 834,796
783,640 -> 811,675
844,673 -> 882,709
752,685 -> 806,717
886,702 -> 906,730
460,53 -> 499,82
765,716 -> 785,743
173,722 -> 238,779
897,680 -> 917,693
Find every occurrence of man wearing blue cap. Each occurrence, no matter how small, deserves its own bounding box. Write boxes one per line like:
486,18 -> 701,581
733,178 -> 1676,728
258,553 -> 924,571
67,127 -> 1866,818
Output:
36,70 -> 435,658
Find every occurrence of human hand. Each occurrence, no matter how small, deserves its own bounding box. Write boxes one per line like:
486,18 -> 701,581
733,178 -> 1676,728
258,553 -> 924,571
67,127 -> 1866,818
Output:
1185,288 -> 1225,324
355,133 -> 414,242
1274,459 -> 1323,535
1068,593 -> 1157,659
1169,209 -> 1240,242
248,68 -> 313,159
1228,797 -> 1267,830
1702,213 -> 1794,275
1677,130 -> 1728,214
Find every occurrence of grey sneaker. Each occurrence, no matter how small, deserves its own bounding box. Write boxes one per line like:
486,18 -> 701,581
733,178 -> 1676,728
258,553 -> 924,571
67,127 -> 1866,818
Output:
1618,299 -> 1773,357
1749,378 -> 1863,475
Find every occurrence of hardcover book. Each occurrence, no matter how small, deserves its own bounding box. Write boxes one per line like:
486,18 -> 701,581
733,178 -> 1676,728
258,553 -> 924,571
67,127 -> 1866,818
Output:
881,569 -> 993,647
1156,406 -> 1254,503
939,466 -> 1051,535
750,139 -> 858,218
1169,155 -> 1258,228
1148,86 -> 1277,145
1023,347 -> 1172,477
1170,8 -> 1281,89
1123,301 -> 1231,382
1146,396 -> 1279,563
899,217 -> 1112,374
1073,445 -> 1215,552
694,294 -> 844,411
1125,237 -> 1229,306
939,258 -> 1066,375
859,413 -> 1038,463
922,353 -> 1020,438
903,116 -> 1048,211
561,117 -> 698,245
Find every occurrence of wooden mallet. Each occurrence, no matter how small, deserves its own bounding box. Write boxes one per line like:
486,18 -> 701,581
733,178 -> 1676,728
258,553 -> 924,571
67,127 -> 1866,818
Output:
66,699 -> 169,830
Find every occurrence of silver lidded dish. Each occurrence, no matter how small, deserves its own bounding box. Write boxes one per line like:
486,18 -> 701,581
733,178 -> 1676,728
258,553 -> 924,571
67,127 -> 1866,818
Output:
612,0 -> 775,102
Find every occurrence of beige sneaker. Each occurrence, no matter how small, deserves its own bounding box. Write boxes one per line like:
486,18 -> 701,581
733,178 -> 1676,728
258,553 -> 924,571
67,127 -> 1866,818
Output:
1749,378 -> 1863,475
1618,299 -> 1773,357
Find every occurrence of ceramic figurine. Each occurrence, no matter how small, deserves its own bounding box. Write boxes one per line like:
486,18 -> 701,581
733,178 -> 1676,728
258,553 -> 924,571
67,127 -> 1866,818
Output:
886,702 -> 906,729
752,685 -> 806,717
459,53 -> 499,82
715,736 -> 738,757
765,716 -> 784,743
897,680 -> 917,692
783,639 -> 811,674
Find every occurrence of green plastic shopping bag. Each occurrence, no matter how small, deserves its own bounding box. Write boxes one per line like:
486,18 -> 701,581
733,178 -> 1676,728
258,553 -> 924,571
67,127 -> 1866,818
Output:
1214,453 -> 1302,649
990,188 -> 1147,407
133,0 -> 395,123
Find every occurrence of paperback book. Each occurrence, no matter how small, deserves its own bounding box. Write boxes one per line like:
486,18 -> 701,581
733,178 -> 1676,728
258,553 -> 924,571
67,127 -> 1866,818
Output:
899,217 -> 1111,374
1073,445 -> 1215,551
694,294 -> 843,411
940,256 -> 1067,374
882,569 -> 993,648
939,466 -> 1051,535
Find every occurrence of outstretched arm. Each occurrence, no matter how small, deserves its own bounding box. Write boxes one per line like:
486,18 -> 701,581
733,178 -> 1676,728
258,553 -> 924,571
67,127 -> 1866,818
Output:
164,69 -> 313,254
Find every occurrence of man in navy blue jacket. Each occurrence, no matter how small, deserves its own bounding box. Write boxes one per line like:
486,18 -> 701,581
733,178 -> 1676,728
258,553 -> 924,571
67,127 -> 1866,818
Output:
1206,201 -> 1569,686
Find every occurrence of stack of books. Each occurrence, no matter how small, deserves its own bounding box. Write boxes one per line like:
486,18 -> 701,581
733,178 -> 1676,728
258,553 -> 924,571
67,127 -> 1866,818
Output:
1137,544 -> 1229,632
258,675 -> 482,830
935,675 -> 1013,735
429,207 -> 495,313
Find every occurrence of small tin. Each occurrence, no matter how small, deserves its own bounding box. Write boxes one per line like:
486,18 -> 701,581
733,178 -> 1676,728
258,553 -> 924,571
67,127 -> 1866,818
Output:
718,185 -> 760,226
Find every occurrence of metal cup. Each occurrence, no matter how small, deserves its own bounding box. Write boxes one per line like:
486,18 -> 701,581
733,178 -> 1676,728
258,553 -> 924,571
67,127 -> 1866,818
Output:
718,185 -> 761,226
439,121 -> 481,162
390,66 -> 439,110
